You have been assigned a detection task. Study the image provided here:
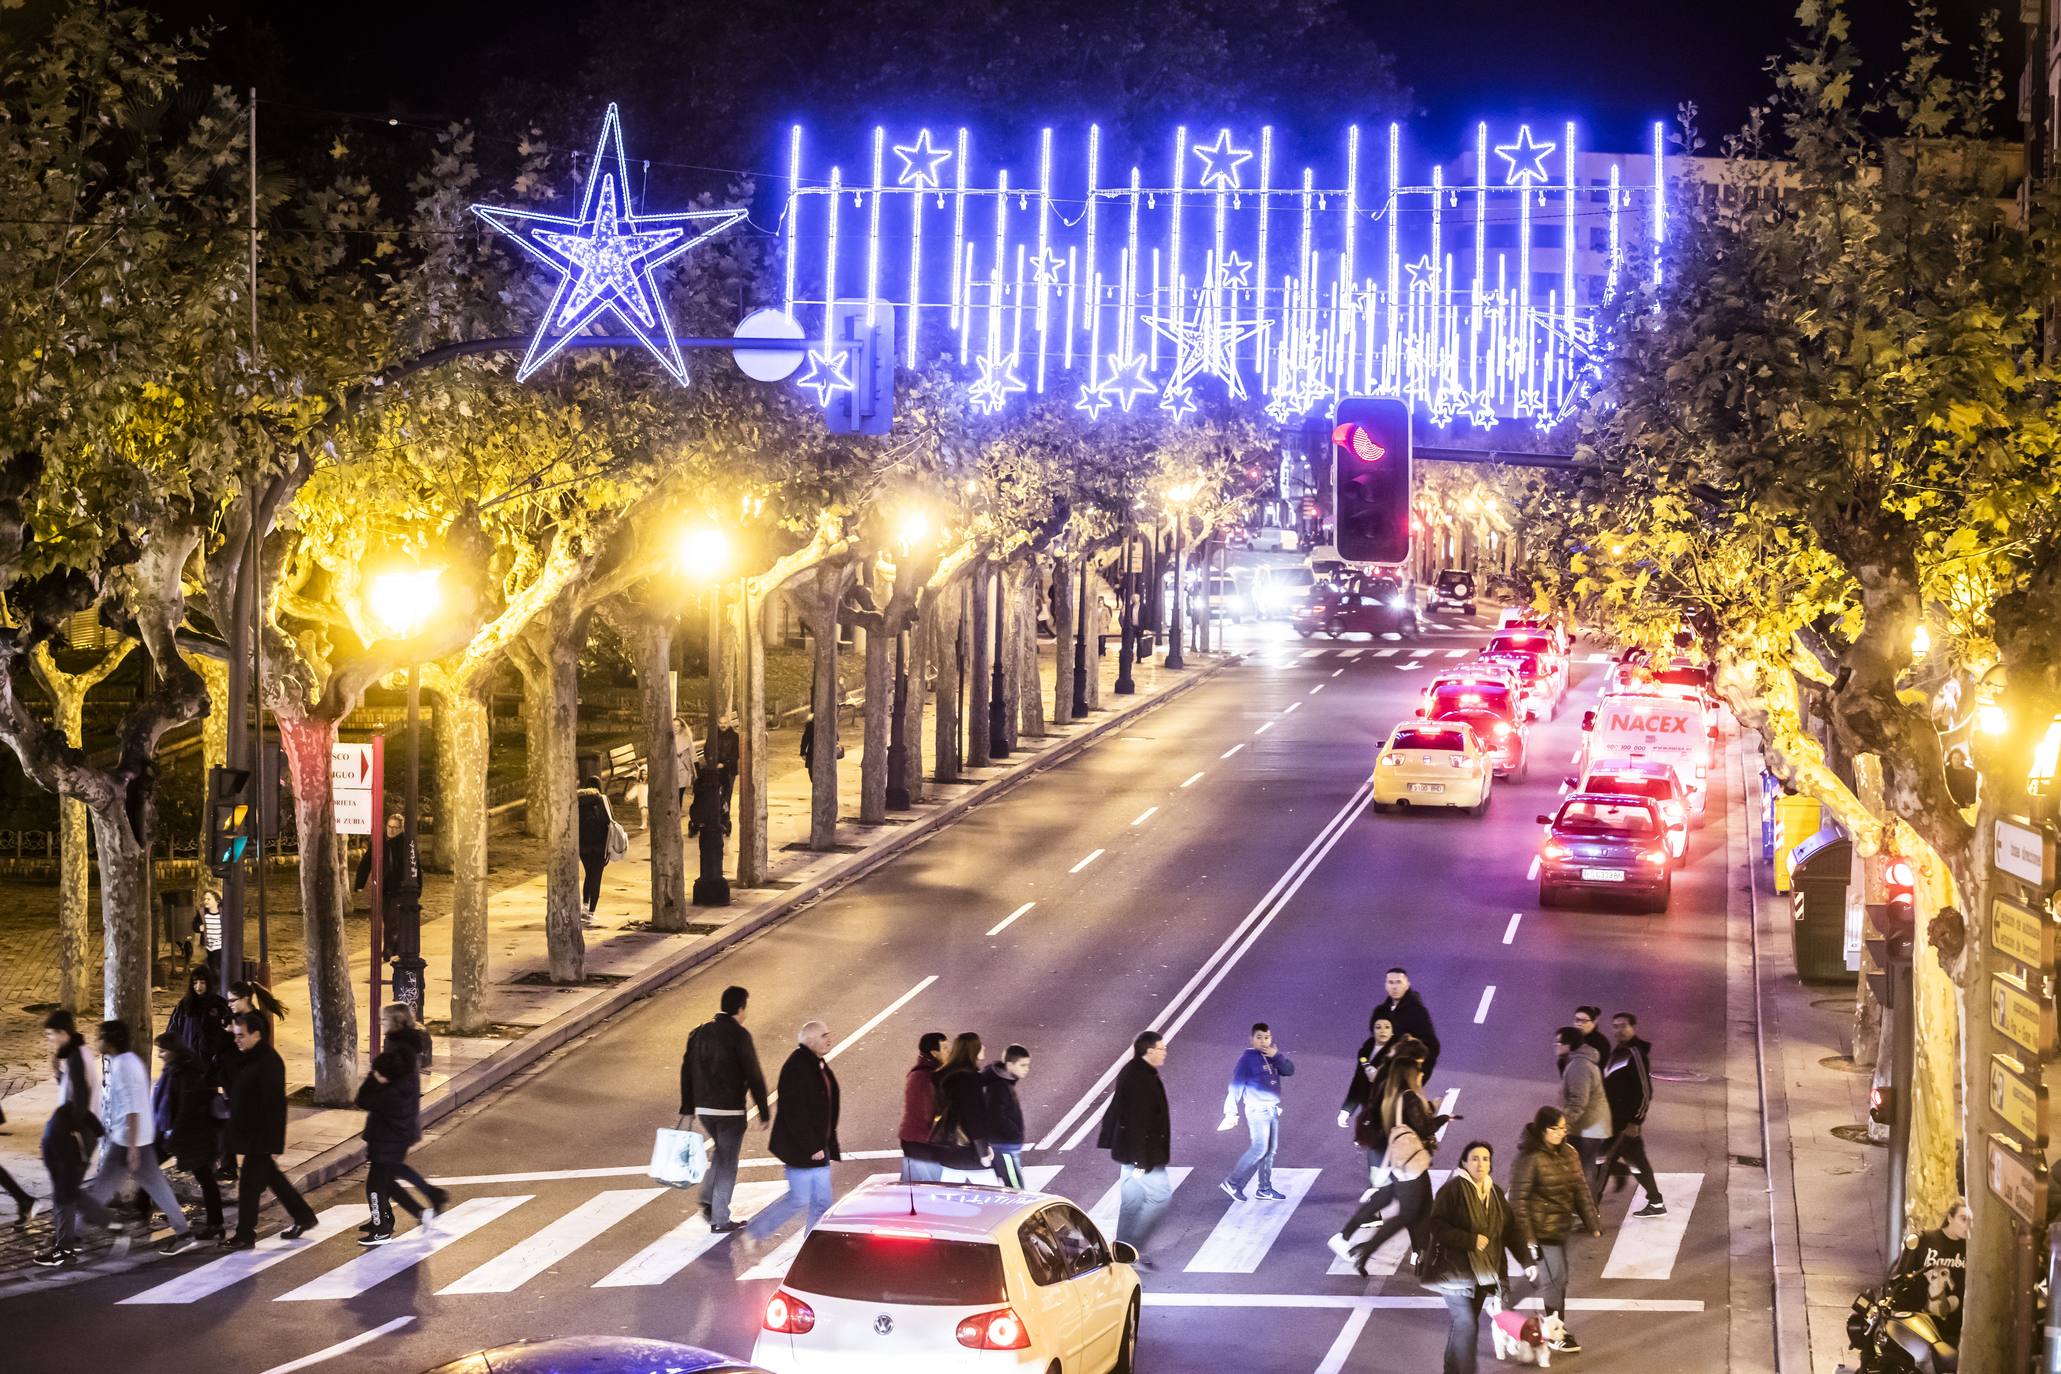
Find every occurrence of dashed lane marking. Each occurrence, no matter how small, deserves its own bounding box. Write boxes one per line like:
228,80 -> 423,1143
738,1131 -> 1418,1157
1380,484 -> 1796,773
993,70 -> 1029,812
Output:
1503,912 -> 1522,944
1474,986 -> 1496,1023
1181,771 -> 1206,788
1220,743 -> 1246,760
1070,848 -> 1106,873
987,903 -> 1037,936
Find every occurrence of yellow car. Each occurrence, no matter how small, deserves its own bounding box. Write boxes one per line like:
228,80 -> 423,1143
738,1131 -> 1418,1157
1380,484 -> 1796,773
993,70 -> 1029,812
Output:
1373,720 -> 1495,815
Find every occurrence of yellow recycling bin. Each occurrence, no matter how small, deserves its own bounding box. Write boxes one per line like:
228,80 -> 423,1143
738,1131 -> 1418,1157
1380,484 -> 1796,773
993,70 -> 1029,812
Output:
1772,794 -> 1822,893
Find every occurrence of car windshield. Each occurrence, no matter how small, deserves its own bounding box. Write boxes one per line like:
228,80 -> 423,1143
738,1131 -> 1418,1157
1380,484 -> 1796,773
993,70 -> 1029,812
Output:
1394,728 -> 1466,751
1482,653 -> 1540,681
1437,572 -> 1470,589
1555,800 -> 1659,837
786,1231 -> 1007,1307
1431,684 -> 1513,714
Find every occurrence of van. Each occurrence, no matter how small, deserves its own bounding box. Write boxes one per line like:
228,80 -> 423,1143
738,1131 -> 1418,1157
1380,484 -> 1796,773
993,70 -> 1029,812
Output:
1578,693 -> 1711,823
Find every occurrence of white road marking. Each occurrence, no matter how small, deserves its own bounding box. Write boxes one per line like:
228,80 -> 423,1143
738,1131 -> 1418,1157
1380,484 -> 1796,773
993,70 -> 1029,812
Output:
1132,805 -> 1160,825
1409,649 -> 1432,658
826,977 -> 939,1063
1526,856 -> 1542,881
1283,701 -> 1302,714
440,1188 -> 666,1294
1220,743 -> 1246,760
1342,649 -> 1365,659
1558,780 -> 1571,795
276,1195 -> 532,1301
595,1181 -> 787,1287
1329,1170 -> 1455,1275
1255,721 -> 1275,735
987,902 -> 1037,936
119,1206 -> 362,1304
1301,647 -> 1324,658
1396,662 -> 1423,672
1181,771 -> 1206,788
1569,749 -> 1582,764
428,1151 -> 907,1186
256,1317 -> 415,1374
1309,683 -> 1325,695
1186,1168 -> 1320,1272
1070,848 -> 1106,873
1314,1308 -> 1372,1374
1085,1167 -> 1195,1237
1602,1173 -> 1704,1279
1587,652 -> 1611,663
1372,648 -> 1400,657
1331,668 -> 1344,678
1144,1293 -> 1706,1313
1503,912 -> 1523,944
1474,986 -> 1496,1023
1445,649 -> 1468,658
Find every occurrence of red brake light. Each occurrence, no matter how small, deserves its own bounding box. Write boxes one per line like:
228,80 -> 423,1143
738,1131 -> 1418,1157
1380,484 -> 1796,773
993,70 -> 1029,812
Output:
1544,842 -> 1570,859
1643,849 -> 1669,865
1493,723 -> 1511,739
765,1291 -> 817,1334
956,1306 -> 1032,1350
871,1225 -> 934,1241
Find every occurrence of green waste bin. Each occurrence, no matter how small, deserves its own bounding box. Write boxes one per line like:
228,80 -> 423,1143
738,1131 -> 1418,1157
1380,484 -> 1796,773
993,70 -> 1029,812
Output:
1787,821 -> 1852,983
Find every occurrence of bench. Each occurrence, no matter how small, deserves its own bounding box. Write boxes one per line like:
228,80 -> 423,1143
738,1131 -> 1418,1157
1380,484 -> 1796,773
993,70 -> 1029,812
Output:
599,743 -> 642,798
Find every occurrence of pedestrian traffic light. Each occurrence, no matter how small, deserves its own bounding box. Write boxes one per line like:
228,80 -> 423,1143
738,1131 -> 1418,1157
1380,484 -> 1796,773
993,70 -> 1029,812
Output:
823,301 -> 896,436
1331,396 -> 1411,564
206,766 -> 253,877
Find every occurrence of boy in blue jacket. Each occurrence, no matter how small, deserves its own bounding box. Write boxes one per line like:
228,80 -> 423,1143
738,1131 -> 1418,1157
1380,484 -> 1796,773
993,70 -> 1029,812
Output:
1219,1023 -> 1295,1201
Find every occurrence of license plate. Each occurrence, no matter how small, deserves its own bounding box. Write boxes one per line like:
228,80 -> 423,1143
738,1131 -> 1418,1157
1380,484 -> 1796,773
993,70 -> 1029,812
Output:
1407,782 -> 1445,794
1581,868 -> 1626,882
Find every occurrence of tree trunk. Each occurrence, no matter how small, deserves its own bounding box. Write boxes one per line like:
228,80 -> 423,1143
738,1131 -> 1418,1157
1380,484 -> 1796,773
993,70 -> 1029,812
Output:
999,562 -> 1023,750
1851,968 -> 1882,1069
737,586 -> 769,886
87,803 -> 150,1044
519,649 -> 550,838
968,564 -> 992,768
531,615 -> 587,984
1085,557 -> 1106,713
439,683 -> 492,1035
36,643 -> 137,1010
858,620 -> 892,825
276,713 -> 359,1105
1052,554 -> 1077,727
633,619 -> 688,932
192,652 -> 230,901
1014,561 -> 1044,741
1196,541 -> 1214,653
932,587 -> 963,782
900,598 -> 930,804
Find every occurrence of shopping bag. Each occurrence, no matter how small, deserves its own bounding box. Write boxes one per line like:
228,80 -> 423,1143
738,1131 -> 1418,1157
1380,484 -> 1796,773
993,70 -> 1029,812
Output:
648,1123 -> 710,1187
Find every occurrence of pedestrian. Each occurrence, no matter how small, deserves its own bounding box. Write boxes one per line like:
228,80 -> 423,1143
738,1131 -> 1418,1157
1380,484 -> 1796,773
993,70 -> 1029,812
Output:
1419,1140 -> 1534,1374
1372,967 -> 1441,1079
74,1020 -> 199,1255
623,764 -> 650,831
679,985 -> 769,1234
673,714 -> 699,808
192,890 -> 226,979
1554,1026 -> 1612,1177
0,1153 -> 31,1229
1219,1022 -> 1295,1202
1509,1106 -> 1602,1353
31,1011 -> 100,1266
227,980 -> 287,1021
800,713 -> 816,773
222,1010 -> 319,1250
370,1004 -> 447,1221
353,814 -> 423,928
1890,1199 -> 1968,1346
1097,1030 -> 1173,1263
1599,1011 -> 1665,1216
1338,1011 -> 1399,1132
929,1033 -> 994,1175
165,963 -> 232,1070
151,1032 -> 224,1240
1327,1058 -> 1451,1275
218,981 -> 286,1185
767,1020 -> 841,1231
576,774 -> 619,923
355,1044 -> 425,1244
897,1031 -> 949,1183
1571,1006 -> 1610,1061
714,715 -> 741,834
981,1046 -> 1032,1188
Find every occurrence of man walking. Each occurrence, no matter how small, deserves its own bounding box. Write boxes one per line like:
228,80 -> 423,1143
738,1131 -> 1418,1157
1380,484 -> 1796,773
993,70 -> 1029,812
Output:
768,1020 -> 840,1231
1373,968 -> 1441,1079
981,1045 -> 1032,1188
1571,1006 -> 1610,1061
1098,1030 -> 1173,1263
680,986 -> 769,1234
223,1011 -> 318,1249
1555,1026 -> 1612,1178
898,1031 -> 948,1182
1219,1022 -> 1295,1201
1600,1012 -> 1665,1217
75,1021 -> 199,1255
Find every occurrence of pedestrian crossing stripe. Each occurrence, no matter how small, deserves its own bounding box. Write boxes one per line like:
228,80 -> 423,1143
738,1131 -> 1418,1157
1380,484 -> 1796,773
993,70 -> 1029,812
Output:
112,1164 -> 1707,1304
1372,647 -> 1399,657
1444,650 -> 1467,658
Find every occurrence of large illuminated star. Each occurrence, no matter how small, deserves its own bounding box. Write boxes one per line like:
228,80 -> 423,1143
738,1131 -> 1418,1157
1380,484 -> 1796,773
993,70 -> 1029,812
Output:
1494,126 -> 1557,187
1159,383 -> 1198,421
1217,251 -> 1252,289
893,129 -> 953,192
472,104 -> 745,385
1075,383 -> 1113,421
1404,255 -> 1436,291
1192,129 -> 1253,192
1144,284 -> 1269,401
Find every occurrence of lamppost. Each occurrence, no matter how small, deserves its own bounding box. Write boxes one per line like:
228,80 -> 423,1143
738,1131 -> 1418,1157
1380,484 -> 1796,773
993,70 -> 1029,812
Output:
1072,549 -> 1092,718
367,565 -> 441,1017
677,524 -> 733,906
1113,520 -> 1137,695
988,559 -> 1011,759
1166,482 -> 1197,670
886,507 -> 931,811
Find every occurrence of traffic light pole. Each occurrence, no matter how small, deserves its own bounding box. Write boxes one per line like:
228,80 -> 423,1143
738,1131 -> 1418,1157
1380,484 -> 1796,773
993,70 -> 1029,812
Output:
1114,528 -> 1136,695
1167,516 -> 1186,671
1885,953 -> 1914,1261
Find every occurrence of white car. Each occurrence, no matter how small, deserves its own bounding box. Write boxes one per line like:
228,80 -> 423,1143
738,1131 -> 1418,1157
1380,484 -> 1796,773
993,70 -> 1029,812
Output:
754,1181 -> 1142,1374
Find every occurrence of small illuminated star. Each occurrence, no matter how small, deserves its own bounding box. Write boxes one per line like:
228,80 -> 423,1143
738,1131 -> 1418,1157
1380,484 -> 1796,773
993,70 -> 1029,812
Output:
1404,255 -> 1436,291
893,129 -> 953,191
796,347 -> 853,406
1029,248 -> 1065,287
1191,129 -> 1253,192
1096,352 -> 1159,412
1076,383 -> 1113,420
1217,252 -> 1252,289
1467,393 -> 1499,427
1495,126 -> 1557,187
968,355 -> 1026,414
1159,384 -> 1197,420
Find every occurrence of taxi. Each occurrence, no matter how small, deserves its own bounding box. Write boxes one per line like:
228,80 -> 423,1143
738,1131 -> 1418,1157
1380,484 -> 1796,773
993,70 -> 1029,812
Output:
1373,720 -> 1495,815
754,1181 -> 1141,1374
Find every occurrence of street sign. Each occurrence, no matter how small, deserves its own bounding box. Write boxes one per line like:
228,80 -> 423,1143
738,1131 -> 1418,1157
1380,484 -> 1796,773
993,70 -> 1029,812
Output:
1991,969 -> 2055,1058
1991,1052 -> 2049,1148
1987,1132 -> 2049,1228
1992,892 -> 2055,972
332,742 -> 375,837
731,308 -> 805,382
1995,816 -> 2055,890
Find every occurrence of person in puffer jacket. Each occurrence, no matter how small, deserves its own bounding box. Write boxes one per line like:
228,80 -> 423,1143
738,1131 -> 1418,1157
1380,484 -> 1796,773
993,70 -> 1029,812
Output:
1509,1106 -> 1602,1355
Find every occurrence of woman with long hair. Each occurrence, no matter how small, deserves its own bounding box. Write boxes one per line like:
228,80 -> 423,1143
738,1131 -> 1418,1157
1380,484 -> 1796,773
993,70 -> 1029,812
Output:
226,980 -> 287,1020
929,1032 -> 990,1173
354,1004 -> 447,1240
1326,1058 -> 1451,1275
1337,1012 -> 1399,1161
152,1032 -> 225,1239
32,1010 -> 99,1266
1420,1140 -> 1532,1374
1509,1106 -> 1602,1355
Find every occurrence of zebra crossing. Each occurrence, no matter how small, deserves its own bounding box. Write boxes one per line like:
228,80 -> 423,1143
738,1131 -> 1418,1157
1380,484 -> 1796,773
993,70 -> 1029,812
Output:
111,1161 -> 1710,1308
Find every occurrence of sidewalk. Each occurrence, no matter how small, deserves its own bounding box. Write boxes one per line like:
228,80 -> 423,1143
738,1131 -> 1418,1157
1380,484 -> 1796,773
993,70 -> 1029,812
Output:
0,637 -> 1236,1280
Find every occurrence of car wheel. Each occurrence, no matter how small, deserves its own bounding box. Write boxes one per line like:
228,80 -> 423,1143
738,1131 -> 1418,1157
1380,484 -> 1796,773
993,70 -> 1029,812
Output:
1651,880 -> 1672,913
1471,792 -> 1490,818
1538,883 -> 1557,908
1113,1293 -> 1141,1374
1372,800 -> 1392,814
1294,627 -> 1312,639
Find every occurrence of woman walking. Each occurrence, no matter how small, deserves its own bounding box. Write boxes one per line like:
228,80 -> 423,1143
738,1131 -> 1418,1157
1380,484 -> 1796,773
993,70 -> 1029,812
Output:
928,1033 -> 993,1174
165,963 -> 231,1074
359,1004 -> 446,1235
1420,1141 -> 1532,1374
1336,1011 -> 1400,1151
1509,1106 -> 1602,1355
1327,1058 -> 1450,1275
31,1011 -> 98,1266
576,774 -> 618,923
219,981 -> 285,1186
152,1032 -> 225,1240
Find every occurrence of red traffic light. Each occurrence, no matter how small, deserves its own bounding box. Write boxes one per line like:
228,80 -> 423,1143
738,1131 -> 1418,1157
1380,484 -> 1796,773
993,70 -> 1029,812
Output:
1868,1085 -> 1895,1125
1332,422 -> 1388,465
1885,858 -> 1915,890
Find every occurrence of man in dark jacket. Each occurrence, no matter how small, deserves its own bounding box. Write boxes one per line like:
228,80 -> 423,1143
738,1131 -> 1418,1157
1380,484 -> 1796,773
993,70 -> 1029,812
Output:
1097,1030 -> 1172,1260
1600,1012 -> 1665,1216
1373,968 -> 1441,1079
679,986 -> 769,1233
768,1020 -> 840,1230
981,1046 -> 1032,1188
897,1031 -> 948,1183
224,1012 -> 317,1249
355,1048 -> 425,1243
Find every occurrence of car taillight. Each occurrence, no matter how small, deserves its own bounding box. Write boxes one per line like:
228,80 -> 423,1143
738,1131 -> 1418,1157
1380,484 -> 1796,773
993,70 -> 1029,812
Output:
1449,755 -> 1467,768
1643,849 -> 1669,865
1493,723 -> 1511,739
1544,842 -> 1569,859
765,1292 -> 817,1335
1378,753 -> 1401,766
956,1306 -> 1032,1350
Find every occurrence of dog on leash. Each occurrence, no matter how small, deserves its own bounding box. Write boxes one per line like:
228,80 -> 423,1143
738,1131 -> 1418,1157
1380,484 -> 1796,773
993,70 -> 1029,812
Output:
1490,1306 -> 1566,1366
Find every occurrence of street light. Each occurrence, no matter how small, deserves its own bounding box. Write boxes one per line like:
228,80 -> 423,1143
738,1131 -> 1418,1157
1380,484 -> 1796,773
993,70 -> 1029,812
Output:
2031,717 -> 2061,796
368,564 -> 442,1019
1166,482 -> 1198,670
886,506 -> 932,811
1910,623 -> 1932,659
677,524 -> 734,907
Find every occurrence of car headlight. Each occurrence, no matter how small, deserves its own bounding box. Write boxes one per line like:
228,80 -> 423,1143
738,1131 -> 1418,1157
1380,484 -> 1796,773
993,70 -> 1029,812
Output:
1388,596 -> 1406,610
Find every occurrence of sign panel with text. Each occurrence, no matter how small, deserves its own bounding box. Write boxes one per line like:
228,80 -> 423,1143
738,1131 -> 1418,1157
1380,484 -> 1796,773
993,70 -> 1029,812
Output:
332,742 -> 376,837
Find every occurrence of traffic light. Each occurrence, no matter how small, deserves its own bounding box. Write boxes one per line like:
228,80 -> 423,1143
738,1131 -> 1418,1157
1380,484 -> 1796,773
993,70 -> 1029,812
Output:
206,766 -> 253,877
1881,856 -> 1916,960
1331,396 -> 1411,564
823,301 -> 895,436
1869,1085 -> 1896,1126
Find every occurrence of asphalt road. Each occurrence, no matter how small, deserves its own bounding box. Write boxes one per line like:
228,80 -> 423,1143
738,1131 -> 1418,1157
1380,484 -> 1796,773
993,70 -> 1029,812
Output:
3,610 -> 1750,1374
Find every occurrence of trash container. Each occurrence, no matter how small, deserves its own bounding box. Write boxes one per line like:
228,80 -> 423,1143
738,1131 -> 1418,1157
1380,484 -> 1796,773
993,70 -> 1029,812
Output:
1787,821 -> 1852,983
1771,793 -> 1821,893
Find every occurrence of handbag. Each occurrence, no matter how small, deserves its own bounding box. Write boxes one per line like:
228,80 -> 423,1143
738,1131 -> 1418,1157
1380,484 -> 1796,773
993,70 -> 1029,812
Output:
648,1120 -> 710,1187
606,819 -> 630,860
1386,1121 -> 1431,1181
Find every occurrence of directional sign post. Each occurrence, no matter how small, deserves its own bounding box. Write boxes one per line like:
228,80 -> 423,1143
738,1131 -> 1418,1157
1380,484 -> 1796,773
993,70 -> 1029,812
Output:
333,739 -> 385,1057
